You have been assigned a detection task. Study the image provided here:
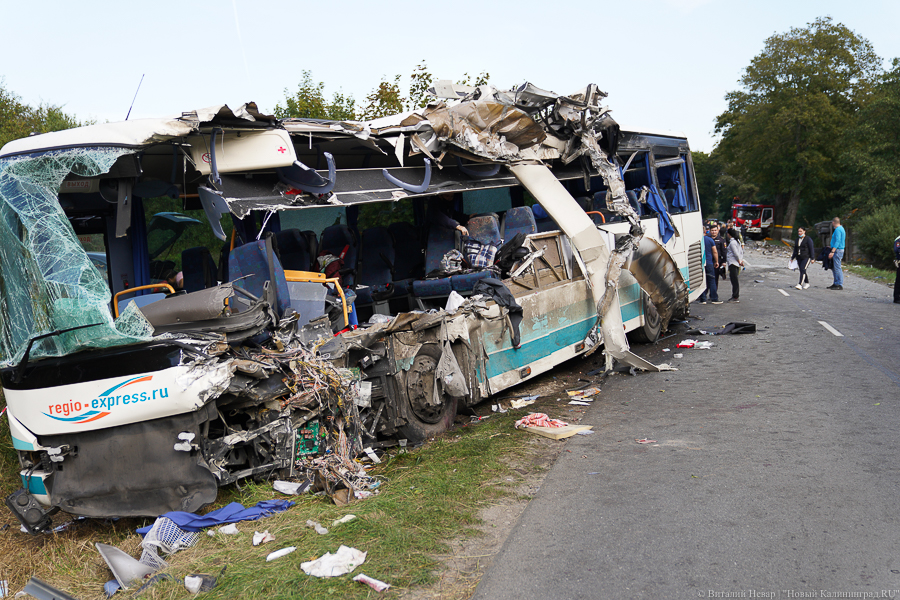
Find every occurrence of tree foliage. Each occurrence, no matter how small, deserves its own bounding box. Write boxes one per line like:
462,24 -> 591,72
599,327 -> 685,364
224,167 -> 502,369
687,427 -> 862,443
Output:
713,17 -> 882,238
839,59 -> 900,212
852,203 -> 900,267
360,75 -> 405,121
274,71 -> 356,121
0,79 -> 85,148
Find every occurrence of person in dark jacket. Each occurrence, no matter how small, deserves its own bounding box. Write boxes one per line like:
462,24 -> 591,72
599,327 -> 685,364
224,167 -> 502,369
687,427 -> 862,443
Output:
791,226 -> 815,290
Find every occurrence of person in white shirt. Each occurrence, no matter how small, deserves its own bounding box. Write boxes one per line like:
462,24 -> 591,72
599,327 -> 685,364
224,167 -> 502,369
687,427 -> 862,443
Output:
725,228 -> 744,303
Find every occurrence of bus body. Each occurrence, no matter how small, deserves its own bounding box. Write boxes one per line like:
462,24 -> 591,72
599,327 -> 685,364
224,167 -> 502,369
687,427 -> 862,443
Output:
0,82 -> 704,530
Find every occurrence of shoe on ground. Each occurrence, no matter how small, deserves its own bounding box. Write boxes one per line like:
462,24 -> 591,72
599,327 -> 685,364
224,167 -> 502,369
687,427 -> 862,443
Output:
710,300 -> 723,305
803,283 -> 810,289
697,300 -> 707,304
833,285 -> 843,290
726,298 -> 740,303
795,284 -> 802,290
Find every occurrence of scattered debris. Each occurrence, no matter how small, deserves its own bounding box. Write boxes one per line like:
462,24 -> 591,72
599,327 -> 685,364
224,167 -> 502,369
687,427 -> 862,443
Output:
568,387 -> 601,399
96,543 -> 160,589
720,321 -> 756,334
273,479 -> 312,495
676,340 -> 696,348
576,430 -> 596,436
301,545 -> 367,577
524,424 -> 594,440
252,530 -> 275,546
694,341 -> 714,349
674,353 -> 684,358
306,520 -> 329,535
23,577 -> 80,600
510,395 -> 538,409
353,573 -> 391,592
332,514 -> 356,527
184,567 -> 226,594
635,439 -> 657,444
218,524 -> 240,535
514,413 -> 568,429
266,547 -> 297,562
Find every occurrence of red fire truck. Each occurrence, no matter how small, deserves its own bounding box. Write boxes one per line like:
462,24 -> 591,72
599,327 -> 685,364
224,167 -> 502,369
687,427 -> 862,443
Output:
732,203 -> 774,239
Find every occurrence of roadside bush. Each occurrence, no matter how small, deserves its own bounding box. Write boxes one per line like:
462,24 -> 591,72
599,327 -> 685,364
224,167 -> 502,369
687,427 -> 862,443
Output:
852,203 -> 900,268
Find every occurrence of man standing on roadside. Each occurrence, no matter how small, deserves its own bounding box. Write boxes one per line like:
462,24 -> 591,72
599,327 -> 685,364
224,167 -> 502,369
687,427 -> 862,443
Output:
828,217 -> 846,290
698,226 -> 721,304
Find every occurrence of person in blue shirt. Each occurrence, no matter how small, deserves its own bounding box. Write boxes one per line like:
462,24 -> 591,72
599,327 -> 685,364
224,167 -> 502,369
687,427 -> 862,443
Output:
697,224 -> 721,304
828,217 -> 846,290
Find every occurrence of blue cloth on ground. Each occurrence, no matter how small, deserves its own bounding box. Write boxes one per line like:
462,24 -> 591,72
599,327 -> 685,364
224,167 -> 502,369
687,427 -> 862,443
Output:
136,499 -> 294,534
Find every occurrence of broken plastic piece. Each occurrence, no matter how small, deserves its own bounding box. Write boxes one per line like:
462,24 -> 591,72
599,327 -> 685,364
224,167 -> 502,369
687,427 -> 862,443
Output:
22,578 -> 80,600
218,523 -> 240,535
635,439 -> 657,444
273,480 -> 312,495
266,546 -> 296,561
253,530 -> 275,546
694,341 -> 714,349
353,573 -> 391,592
676,340 -> 696,348
306,519 -> 328,535
332,514 -> 356,527
301,545 -> 367,577
96,543 -> 160,589
183,567 -> 224,594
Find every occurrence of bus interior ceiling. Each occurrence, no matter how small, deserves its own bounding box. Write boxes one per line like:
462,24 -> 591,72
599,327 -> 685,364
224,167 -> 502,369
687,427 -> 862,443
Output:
0,82 -> 696,523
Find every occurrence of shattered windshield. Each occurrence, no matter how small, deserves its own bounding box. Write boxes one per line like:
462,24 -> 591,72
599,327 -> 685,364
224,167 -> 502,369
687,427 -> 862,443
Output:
0,148 -> 154,368
736,208 -> 760,220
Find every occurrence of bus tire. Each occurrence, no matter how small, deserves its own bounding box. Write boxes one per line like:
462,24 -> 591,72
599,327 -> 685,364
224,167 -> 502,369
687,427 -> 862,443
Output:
630,293 -> 662,344
398,344 -> 459,444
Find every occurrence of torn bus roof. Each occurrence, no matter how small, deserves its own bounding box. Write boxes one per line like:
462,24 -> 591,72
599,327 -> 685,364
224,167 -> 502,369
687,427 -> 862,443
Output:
0,103 -> 275,158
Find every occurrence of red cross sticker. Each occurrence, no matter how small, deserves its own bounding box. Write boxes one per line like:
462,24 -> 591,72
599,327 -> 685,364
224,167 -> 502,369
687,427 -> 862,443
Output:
277,147 -> 287,154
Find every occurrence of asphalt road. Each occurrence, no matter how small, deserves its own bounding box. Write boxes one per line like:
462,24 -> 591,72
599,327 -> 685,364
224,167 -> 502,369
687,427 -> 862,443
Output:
473,247 -> 900,600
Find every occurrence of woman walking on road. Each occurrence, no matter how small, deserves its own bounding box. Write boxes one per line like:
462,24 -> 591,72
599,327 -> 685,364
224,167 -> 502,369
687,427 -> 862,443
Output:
791,226 -> 815,290
726,228 -> 744,303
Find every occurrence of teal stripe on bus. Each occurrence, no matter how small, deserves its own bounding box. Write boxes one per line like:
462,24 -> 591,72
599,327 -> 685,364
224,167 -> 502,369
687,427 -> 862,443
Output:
20,473 -> 47,495
485,317 -> 595,380
13,437 -> 35,451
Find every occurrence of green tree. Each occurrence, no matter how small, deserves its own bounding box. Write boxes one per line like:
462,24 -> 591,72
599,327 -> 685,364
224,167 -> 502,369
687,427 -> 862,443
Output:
360,75 -> 405,121
713,17 -> 882,239
408,60 -> 434,110
0,79 -> 84,148
852,203 -> 900,267
840,59 -> 900,212
274,71 -> 356,120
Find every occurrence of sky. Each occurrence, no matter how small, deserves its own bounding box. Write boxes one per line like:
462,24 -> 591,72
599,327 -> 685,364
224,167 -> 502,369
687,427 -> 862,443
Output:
2,0 -> 899,153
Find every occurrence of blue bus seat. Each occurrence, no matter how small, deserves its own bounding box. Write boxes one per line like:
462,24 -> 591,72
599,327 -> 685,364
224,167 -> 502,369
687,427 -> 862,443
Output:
356,227 -> 395,305
228,239 -> 291,317
275,229 -> 317,272
319,224 -> 359,287
467,214 -> 501,246
501,206 -> 537,238
532,204 -> 558,232
181,246 -> 218,293
412,224 -> 457,298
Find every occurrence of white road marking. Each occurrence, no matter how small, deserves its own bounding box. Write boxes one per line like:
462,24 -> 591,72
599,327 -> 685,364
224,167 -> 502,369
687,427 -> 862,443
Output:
818,321 -> 844,337
778,289 -> 790,297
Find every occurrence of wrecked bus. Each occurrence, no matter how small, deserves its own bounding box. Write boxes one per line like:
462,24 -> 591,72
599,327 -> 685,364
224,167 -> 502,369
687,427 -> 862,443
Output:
0,82 -> 704,531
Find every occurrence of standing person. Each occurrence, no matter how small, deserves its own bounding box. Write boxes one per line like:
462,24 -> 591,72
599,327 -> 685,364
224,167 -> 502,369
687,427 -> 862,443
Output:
828,217 -> 846,290
893,233 -> 900,304
709,223 -> 726,284
697,227 -> 721,304
725,228 -> 744,303
791,226 -> 815,290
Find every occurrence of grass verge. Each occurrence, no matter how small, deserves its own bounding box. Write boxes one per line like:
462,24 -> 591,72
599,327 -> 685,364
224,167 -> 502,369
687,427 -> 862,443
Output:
0,409 -> 545,599
844,263 -> 896,285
